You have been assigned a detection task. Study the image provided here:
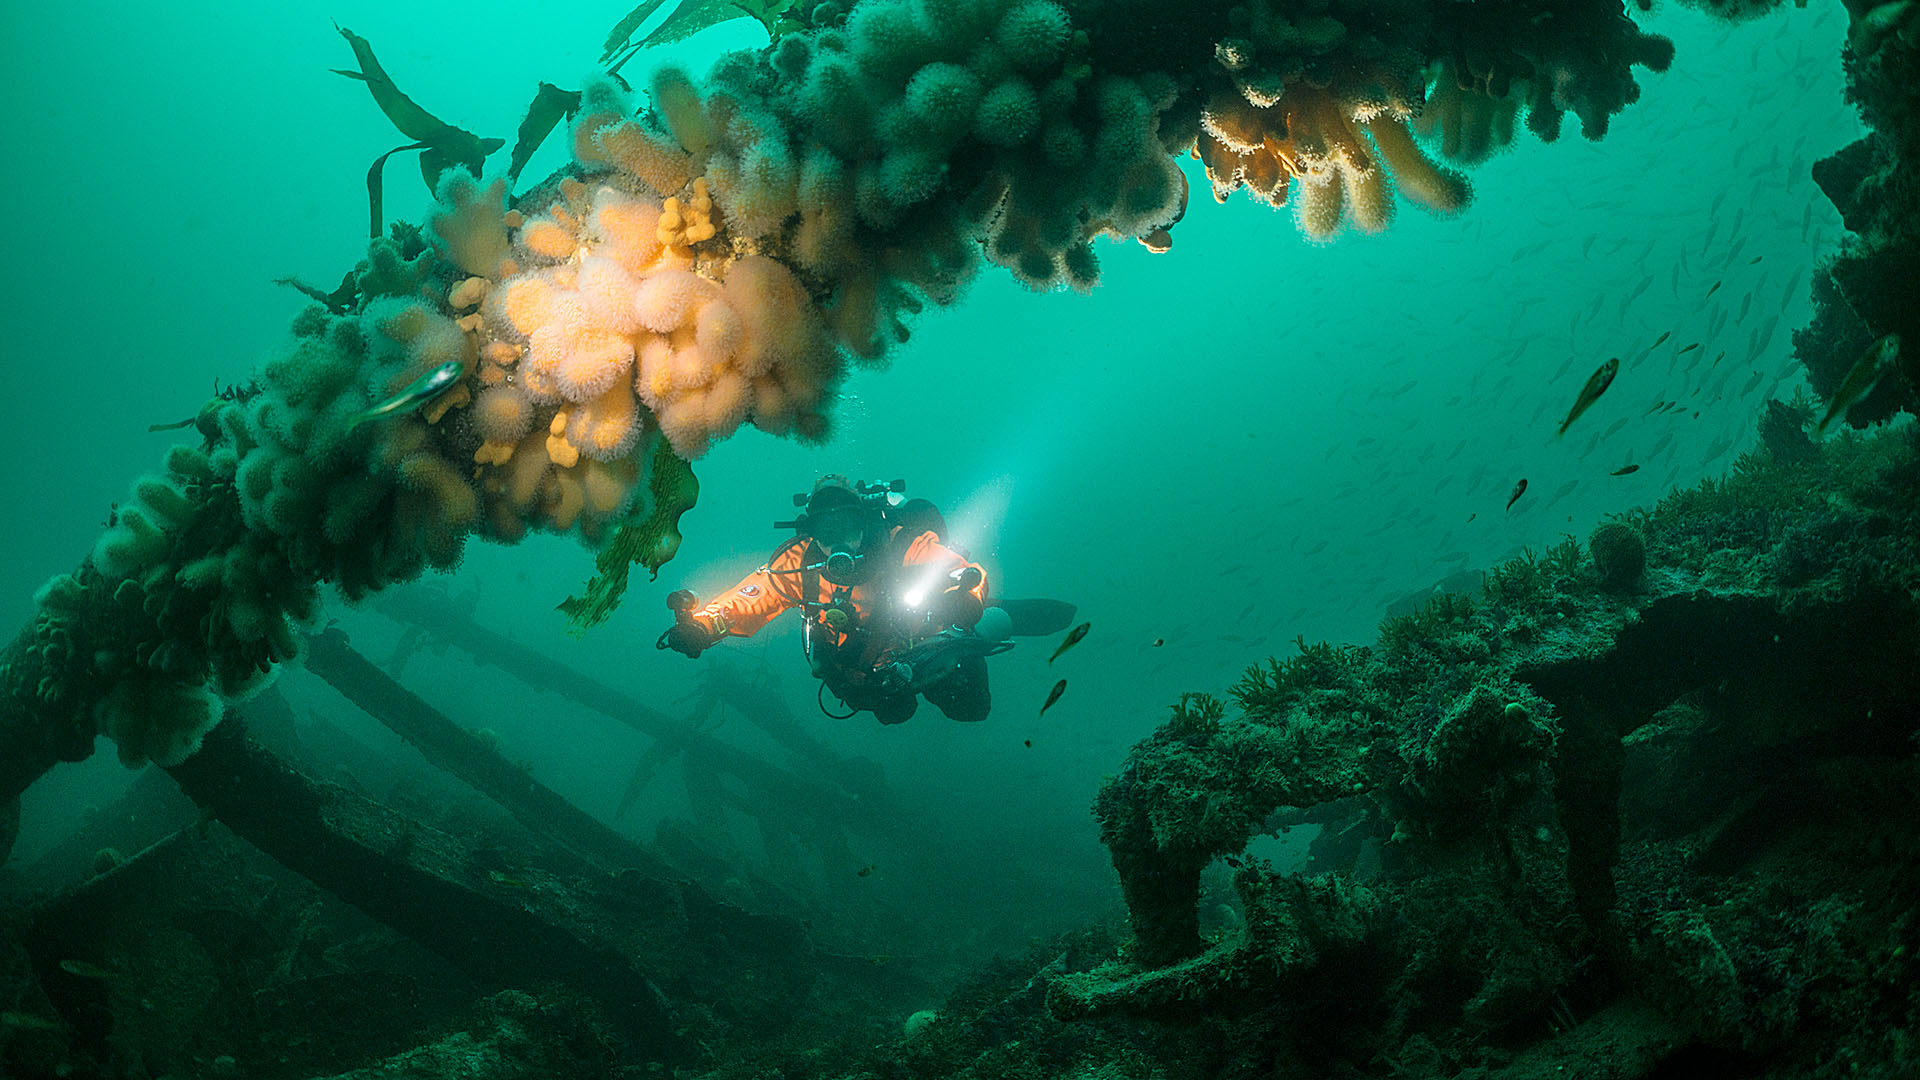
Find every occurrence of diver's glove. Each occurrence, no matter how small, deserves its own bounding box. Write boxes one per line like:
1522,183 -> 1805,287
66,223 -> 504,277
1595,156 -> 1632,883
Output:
934,588 -> 983,630
932,567 -> 984,630
660,621 -> 717,658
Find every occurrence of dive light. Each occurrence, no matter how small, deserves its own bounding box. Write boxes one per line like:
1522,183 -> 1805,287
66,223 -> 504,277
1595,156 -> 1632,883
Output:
656,589 -> 702,651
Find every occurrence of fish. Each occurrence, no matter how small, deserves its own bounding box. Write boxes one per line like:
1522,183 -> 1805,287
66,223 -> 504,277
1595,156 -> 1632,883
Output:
1610,464 -> 1641,476
856,864 -> 875,877
1677,342 -> 1700,355
345,361 -> 465,430
1651,331 -> 1672,348
1816,333 -> 1902,435
58,960 -> 115,980
1506,478 -> 1528,511
1040,679 -> 1067,715
1048,622 -> 1090,664
1149,638 -> 1164,647
1705,281 -> 1723,299
1557,357 -> 1620,437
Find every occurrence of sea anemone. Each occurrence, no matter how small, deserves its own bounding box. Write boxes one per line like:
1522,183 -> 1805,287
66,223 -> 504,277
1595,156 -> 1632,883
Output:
473,385 -> 535,443
634,270 -> 718,333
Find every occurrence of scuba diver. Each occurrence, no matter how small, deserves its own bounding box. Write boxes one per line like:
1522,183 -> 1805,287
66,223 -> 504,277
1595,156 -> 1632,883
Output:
658,476 -> 1070,724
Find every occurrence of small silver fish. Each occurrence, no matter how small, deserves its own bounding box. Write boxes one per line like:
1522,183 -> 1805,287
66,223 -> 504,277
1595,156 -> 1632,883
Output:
346,361 -> 464,431
1557,358 -> 1620,437
58,959 -> 115,980
1048,622 -> 1090,664
1040,679 -> 1067,716
1816,333 -> 1901,435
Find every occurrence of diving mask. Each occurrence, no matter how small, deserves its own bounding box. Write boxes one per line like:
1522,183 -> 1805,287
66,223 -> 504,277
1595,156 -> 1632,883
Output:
809,507 -> 869,549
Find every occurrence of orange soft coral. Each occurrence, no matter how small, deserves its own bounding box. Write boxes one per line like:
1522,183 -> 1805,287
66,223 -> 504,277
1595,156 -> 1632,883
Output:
657,177 -> 719,255
1198,81 -> 1468,239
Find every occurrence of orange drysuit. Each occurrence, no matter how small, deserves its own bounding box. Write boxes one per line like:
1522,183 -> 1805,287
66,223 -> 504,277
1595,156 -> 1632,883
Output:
688,527 -> 989,668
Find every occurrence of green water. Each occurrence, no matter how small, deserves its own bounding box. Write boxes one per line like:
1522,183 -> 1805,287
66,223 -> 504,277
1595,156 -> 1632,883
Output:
0,2 -> 1863,937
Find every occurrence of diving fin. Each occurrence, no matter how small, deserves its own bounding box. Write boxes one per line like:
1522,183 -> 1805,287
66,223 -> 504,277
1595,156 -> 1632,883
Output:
996,598 -> 1077,637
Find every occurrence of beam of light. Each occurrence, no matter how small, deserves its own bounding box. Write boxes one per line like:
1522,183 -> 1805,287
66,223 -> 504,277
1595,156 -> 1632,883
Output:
901,475 -> 1014,611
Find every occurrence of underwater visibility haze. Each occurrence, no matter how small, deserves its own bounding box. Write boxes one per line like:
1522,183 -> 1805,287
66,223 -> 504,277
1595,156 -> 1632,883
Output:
3,0 -> 1919,1076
